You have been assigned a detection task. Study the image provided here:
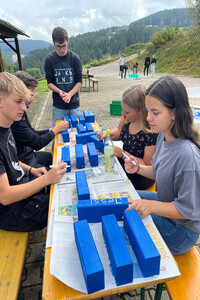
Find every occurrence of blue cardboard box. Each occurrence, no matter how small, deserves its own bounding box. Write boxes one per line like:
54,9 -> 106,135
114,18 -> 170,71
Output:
70,115 -> 78,128
75,170 -> 90,200
86,123 -> 93,132
76,131 -> 98,145
124,209 -> 160,277
75,144 -> 85,169
74,219 -> 104,294
77,197 -> 128,222
62,129 -> 69,143
61,146 -> 71,172
87,142 -> 98,166
102,214 -> 133,285
63,115 -> 71,128
83,110 -> 95,123
90,135 -> 104,153
78,114 -> 86,126
77,123 -> 86,134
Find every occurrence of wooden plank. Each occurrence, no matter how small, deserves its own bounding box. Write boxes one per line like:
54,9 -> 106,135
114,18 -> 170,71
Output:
165,247 -> 200,300
89,78 -> 98,82
0,230 -> 29,300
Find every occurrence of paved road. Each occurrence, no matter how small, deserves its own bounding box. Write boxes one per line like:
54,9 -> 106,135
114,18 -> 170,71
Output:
89,54 -> 138,76
21,70 -> 200,300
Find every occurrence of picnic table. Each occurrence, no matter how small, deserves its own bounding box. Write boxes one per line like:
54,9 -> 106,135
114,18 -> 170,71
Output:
81,74 -> 98,92
42,121 -> 179,300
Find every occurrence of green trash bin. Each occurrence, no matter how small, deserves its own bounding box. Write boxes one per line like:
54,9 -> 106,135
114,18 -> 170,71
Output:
110,101 -> 122,115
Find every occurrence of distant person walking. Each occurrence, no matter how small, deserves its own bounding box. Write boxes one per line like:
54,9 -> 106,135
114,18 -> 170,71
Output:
119,54 -> 124,78
133,62 -> 138,74
143,54 -> 150,77
151,54 -> 157,76
44,27 -> 82,127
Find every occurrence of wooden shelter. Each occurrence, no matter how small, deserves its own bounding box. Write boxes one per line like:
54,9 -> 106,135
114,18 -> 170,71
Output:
0,19 -> 29,72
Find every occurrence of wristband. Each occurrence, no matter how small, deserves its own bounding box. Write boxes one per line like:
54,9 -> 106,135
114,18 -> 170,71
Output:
136,164 -> 140,173
27,166 -> 32,175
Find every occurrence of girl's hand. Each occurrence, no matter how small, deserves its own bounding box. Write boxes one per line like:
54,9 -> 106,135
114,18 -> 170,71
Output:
124,156 -> 139,174
31,167 -> 47,177
126,199 -> 155,218
114,146 -> 122,158
96,130 -> 107,141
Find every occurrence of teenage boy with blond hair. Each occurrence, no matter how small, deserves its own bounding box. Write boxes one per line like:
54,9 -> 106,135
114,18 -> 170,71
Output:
0,72 -> 66,232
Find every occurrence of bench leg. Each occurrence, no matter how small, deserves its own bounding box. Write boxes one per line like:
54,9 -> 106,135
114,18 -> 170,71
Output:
17,290 -> 23,300
141,283 -> 163,300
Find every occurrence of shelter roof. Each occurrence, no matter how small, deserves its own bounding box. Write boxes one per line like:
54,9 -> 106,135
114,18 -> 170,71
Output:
0,19 -> 29,39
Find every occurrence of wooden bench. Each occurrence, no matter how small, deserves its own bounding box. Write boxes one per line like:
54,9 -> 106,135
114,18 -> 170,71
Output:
89,77 -> 98,91
0,229 -> 29,300
165,246 -> 200,299
142,184 -> 200,299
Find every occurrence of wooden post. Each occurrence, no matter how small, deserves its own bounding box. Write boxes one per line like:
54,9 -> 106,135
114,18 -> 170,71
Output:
15,37 -> 23,70
0,48 -> 4,72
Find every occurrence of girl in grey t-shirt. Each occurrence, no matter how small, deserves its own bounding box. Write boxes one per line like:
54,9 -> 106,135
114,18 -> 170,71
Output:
124,75 -> 200,255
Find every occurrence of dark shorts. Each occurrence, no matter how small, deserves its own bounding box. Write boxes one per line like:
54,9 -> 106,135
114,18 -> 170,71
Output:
0,190 -> 49,232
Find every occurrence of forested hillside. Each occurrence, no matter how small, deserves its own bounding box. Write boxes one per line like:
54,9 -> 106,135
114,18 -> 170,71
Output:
131,8 -> 192,27
128,27 -> 200,77
21,25 -> 156,73
15,8 -> 193,75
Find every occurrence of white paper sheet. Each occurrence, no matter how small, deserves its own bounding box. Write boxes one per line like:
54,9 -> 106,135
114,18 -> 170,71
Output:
47,143 -> 180,294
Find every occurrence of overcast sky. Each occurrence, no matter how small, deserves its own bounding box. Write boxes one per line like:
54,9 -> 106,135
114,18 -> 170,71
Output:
0,0 -> 186,42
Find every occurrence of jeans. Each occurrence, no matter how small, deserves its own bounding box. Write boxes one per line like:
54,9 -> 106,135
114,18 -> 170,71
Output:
151,64 -> 155,75
137,190 -> 199,255
120,65 -> 123,78
143,65 -> 149,76
52,106 -> 81,127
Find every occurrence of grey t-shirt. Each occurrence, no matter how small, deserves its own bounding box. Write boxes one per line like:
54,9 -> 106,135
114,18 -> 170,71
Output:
152,133 -> 200,233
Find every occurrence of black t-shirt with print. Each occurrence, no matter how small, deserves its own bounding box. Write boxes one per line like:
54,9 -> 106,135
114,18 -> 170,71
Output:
120,122 -> 157,158
0,127 -> 27,186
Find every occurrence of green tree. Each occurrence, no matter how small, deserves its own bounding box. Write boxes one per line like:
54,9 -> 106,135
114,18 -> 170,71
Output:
26,68 -> 42,79
185,0 -> 200,26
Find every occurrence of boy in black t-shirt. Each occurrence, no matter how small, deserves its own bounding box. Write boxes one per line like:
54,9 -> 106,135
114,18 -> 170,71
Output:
0,72 -> 66,232
11,71 -> 69,170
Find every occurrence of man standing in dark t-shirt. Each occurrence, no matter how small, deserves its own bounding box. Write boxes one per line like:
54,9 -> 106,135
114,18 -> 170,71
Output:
143,54 -> 150,77
45,27 -> 82,126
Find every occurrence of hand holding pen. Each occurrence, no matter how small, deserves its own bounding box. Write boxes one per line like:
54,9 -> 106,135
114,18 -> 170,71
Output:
121,152 -> 137,165
122,152 -> 140,174
96,125 -> 107,141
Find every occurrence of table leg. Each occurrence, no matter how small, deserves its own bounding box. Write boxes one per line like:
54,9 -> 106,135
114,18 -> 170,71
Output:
88,77 -> 90,92
154,283 -> 164,300
140,288 -> 145,300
